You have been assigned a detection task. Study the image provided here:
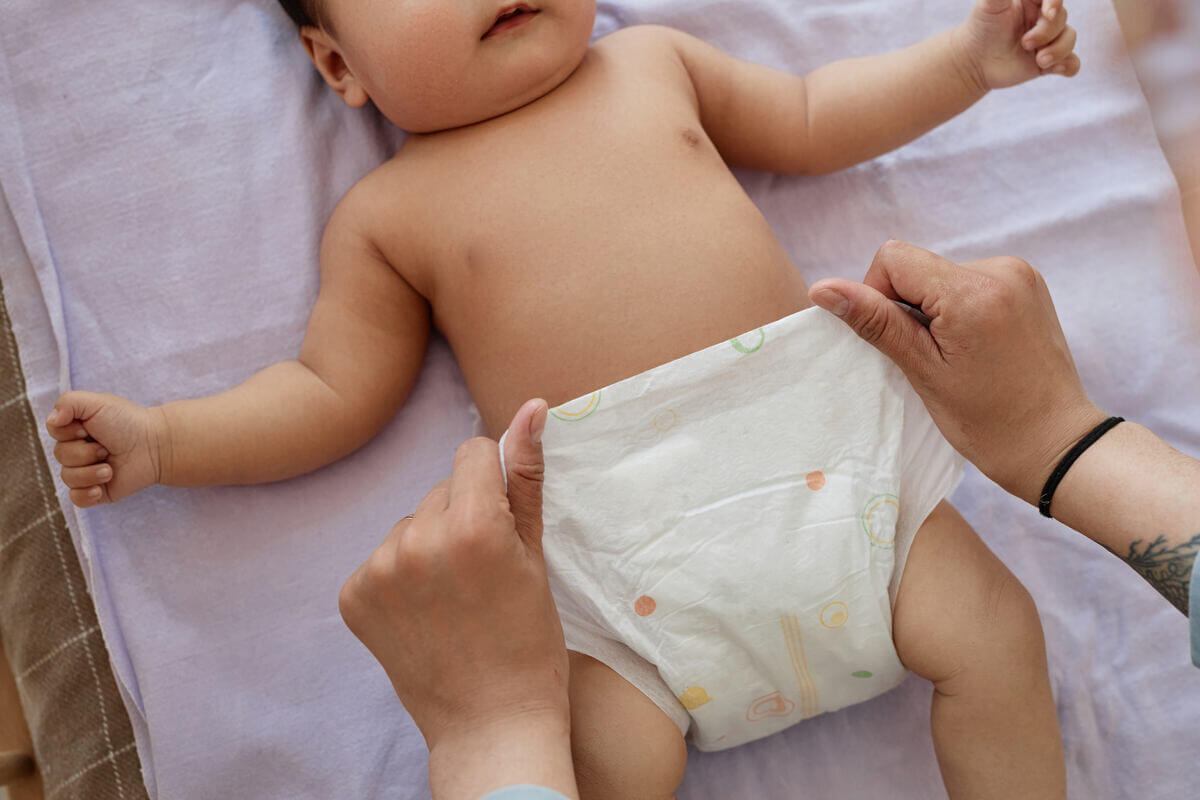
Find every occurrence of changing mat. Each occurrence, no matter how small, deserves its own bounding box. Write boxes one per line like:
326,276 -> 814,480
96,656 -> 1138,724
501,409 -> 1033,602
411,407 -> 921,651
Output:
2,0 -> 1199,798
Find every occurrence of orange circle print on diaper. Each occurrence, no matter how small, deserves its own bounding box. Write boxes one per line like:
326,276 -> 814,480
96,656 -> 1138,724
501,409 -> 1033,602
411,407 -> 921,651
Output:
633,595 -> 656,616
746,690 -> 794,721
805,470 -> 826,491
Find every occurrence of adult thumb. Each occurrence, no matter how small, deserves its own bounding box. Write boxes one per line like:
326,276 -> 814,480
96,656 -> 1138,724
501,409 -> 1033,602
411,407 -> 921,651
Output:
502,398 -> 548,553
808,279 -> 935,378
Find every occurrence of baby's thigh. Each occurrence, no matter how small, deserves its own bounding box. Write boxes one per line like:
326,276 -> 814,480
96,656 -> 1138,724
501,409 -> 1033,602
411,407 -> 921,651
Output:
568,651 -> 687,800
892,500 -> 1044,682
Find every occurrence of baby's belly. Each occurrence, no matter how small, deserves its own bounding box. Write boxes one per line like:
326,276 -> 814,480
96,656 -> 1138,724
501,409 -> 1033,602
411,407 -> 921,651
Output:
445,228 -> 813,437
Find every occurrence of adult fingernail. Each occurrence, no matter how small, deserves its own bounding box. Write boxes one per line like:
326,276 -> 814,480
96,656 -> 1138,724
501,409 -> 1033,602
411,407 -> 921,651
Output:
96,447 -> 108,459
812,288 -> 849,317
47,410 -> 61,425
88,487 -> 101,498
97,466 -> 112,479
529,400 -> 547,444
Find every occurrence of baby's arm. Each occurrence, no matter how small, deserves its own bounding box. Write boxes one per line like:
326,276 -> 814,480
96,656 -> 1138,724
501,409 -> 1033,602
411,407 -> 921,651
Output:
660,0 -> 1078,175
48,190 -> 429,505
157,196 -> 428,486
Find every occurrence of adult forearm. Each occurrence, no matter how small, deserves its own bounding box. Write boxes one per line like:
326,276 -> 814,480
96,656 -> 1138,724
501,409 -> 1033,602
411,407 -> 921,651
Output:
1050,421 -> 1200,613
428,711 -> 579,800
800,27 -> 986,174
155,359 -> 374,486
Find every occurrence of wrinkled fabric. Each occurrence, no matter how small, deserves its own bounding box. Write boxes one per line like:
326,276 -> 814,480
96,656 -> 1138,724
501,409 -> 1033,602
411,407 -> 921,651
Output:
2,0 -> 1199,798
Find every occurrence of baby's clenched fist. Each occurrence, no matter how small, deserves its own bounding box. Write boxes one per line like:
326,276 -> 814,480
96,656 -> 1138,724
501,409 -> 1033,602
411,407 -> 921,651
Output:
46,390 -> 166,507
957,0 -> 1081,92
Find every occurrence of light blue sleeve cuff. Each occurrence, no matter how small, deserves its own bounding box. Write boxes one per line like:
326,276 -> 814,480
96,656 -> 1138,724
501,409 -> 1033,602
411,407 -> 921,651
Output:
478,786 -> 572,800
1190,553 -> 1200,668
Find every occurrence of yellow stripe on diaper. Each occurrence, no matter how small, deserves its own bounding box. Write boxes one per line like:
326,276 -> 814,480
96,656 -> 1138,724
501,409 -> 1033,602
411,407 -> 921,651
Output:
549,391 -> 602,421
780,614 -> 820,718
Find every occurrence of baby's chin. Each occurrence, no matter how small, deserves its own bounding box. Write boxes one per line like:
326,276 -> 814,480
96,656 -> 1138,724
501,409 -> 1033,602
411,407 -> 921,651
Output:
380,53 -> 587,133
380,99 -> 526,134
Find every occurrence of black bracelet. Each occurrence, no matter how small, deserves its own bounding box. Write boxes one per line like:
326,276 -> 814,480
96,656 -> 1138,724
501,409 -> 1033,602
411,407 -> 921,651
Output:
1039,416 -> 1124,518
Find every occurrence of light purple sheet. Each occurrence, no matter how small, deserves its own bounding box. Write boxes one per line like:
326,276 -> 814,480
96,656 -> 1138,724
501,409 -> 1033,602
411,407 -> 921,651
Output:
2,0 -> 1198,797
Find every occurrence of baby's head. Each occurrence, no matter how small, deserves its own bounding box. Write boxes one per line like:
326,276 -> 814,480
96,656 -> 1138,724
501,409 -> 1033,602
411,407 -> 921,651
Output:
280,0 -> 596,133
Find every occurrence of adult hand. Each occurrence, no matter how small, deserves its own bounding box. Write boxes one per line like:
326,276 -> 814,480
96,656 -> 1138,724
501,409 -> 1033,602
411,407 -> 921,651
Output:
809,241 -> 1200,628
809,240 -> 1108,505
339,398 -> 578,800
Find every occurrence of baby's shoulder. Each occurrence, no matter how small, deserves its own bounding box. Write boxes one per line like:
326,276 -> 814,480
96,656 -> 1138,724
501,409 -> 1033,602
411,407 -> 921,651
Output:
592,24 -> 696,100
594,23 -> 687,63
319,154 -> 430,277
335,152 -> 419,221
322,165 -> 389,248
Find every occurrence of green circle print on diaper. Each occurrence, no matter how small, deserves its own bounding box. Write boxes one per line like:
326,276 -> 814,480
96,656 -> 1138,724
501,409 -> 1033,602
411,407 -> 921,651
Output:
729,327 -> 766,354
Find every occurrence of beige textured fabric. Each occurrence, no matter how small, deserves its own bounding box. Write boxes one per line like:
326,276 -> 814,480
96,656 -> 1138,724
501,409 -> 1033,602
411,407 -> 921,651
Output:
0,276 -> 147,800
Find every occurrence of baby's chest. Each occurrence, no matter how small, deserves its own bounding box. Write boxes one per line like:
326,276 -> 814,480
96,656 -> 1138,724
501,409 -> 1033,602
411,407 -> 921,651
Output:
387,49 -> 762,302
365,41 -> 806,432
442,99 -> 733,262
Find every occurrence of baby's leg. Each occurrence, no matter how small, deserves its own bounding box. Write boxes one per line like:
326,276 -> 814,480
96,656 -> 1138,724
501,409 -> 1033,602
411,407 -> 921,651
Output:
567,651 -> 687,800
892,501 -> 1066,799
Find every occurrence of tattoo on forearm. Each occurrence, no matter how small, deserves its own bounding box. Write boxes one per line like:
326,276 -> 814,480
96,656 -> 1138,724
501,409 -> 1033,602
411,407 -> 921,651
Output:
1105,533 -> 1200,615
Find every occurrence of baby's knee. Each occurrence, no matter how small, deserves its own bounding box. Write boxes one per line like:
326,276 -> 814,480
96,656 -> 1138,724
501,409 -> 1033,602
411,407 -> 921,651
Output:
572,724 -> 686,800
980,568 -> 1041,639
568,652 -> 687,800
952,567 -> 1048,682
894,503 -> 1049,683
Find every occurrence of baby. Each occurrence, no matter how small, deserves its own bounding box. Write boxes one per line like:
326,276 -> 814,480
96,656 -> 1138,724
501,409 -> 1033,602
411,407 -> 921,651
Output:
48,0 -> 1081,796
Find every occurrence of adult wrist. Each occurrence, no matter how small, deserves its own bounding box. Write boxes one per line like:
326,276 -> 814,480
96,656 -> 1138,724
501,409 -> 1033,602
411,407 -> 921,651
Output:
427,707 -> 576,800
994,403 -> 1110,506
1038,416 -> 1125,518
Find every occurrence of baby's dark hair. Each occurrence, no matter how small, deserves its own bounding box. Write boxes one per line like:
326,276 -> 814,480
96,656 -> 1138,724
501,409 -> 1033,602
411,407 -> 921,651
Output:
277,0 -> 322,28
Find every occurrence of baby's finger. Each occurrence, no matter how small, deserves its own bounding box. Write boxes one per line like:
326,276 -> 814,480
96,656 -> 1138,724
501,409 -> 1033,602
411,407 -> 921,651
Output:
54,440 -> 109,467
1023,5 -> 1068,51
60,463 -> 113,490
69,486 -> 108,508
46,415 -> 91,442
1036,26 -> 1077,71
1048,53 -> 1081,77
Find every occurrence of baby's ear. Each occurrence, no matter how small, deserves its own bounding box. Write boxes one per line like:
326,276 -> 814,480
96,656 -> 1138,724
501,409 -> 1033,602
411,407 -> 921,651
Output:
299,26 -> 369,108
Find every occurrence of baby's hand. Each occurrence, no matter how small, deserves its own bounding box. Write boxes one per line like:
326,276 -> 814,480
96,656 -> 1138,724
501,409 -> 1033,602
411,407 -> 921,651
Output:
46,391 -> 165,508
957,0 -> 1080,91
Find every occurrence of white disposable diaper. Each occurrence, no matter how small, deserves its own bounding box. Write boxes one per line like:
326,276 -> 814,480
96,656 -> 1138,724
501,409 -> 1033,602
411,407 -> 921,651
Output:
513,307 -> 964,751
